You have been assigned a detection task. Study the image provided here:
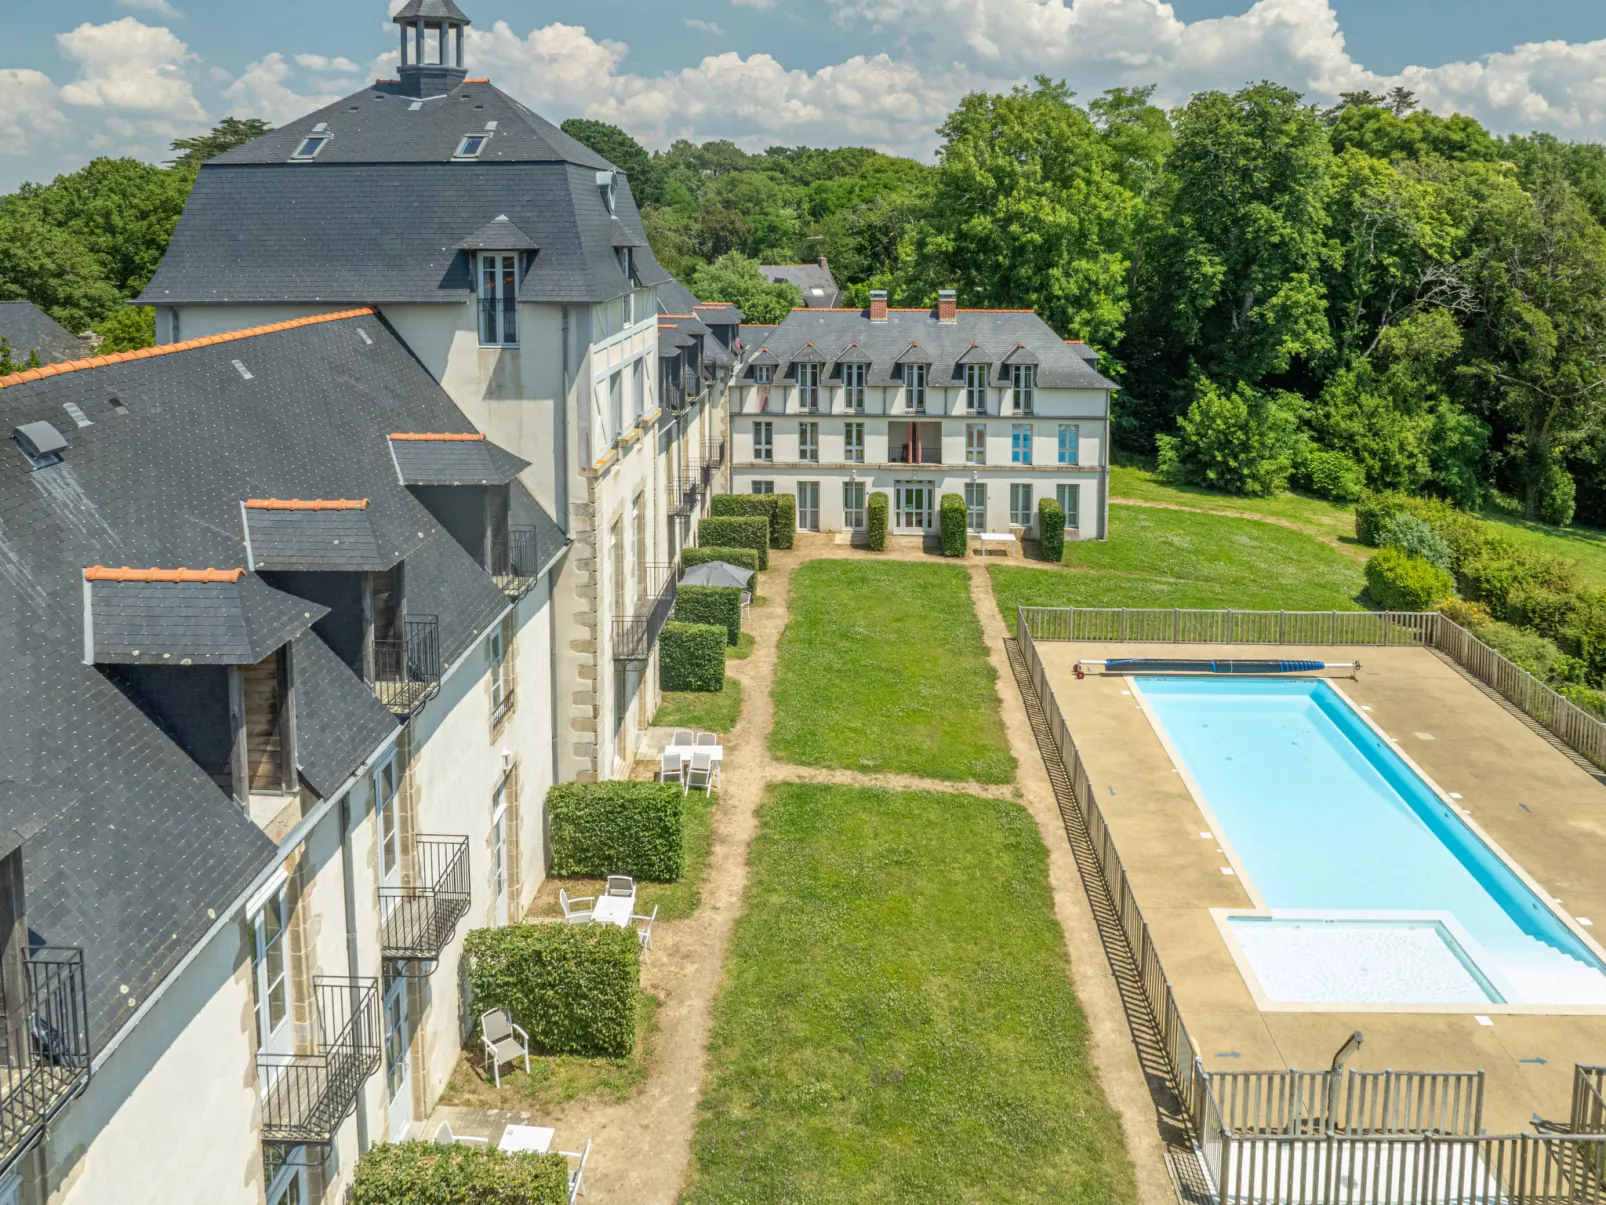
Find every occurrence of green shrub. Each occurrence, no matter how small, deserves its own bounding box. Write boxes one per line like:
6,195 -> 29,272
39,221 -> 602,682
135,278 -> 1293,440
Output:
1504,584 -> 1577,641
661,620 -> 726,692
1560,592 -> 1606,683
464,923 -> 640,1057
1539,462 -> 1577,527
1364,546 -> 1456,611
1377,512 -> 1452,572
1037,496 -> 1066,563
1301,447 -> 1368,503
1559,682 -> 1606,719
675,584 -> 742,645
710,492 -> 793,549
771,493 -> 796,550
352,1142 -> 568,1205
1355,492 -> 1409,546
1155,379 -> 1303,496
1436,597 -> 1493,629
684,545 -> 760,574
1477,622 -> 1586,686
548,780 -> 685,880
866,491 -> 889,551
938,493 -> 967,557
1457,536 -> 1575,618
698,516 -> 768,570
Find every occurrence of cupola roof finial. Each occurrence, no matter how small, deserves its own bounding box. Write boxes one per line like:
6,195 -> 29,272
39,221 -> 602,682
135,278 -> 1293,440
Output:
394,0 -> 472,98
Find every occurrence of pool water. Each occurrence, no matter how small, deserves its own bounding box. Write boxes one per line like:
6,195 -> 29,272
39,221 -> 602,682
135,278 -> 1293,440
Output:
1136,676 -> 1606,1006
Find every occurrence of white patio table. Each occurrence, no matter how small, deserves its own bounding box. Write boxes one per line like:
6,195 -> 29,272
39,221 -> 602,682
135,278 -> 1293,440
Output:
665,742 -> 723,765
499,1124 -> 555,1154
975,532 -> 1016,556
591,894 -> 635,927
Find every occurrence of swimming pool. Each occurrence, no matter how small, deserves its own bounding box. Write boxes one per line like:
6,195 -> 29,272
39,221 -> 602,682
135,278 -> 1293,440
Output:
1134,676 -> 1606,1007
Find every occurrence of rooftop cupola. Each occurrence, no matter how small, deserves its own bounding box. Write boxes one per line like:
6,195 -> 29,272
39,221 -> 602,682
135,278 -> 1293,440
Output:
394,0 -> 471,98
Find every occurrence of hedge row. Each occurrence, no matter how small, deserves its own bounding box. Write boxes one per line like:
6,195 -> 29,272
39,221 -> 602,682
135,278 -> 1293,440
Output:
352,1142 -> 568,1205
939,493 -> 967,557
1038,496 -> 1066,563
867,491 -> 889,551
548,780 -> 685,880
683,545 -> 760,574
697,516 -> 768,569
1364,546 -> 1455,611
676,583 -> 742,645
709,493 -> 795,550
662,620 -> 726,691
464,922 -> 640,1057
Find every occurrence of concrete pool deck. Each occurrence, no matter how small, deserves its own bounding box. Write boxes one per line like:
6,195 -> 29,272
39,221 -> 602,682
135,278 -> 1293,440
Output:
1034,640 -> 1606,1135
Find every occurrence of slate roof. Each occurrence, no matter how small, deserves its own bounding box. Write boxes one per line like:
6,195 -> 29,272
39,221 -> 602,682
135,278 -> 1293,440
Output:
388,434 -> 527,486
139,79 -> 669,306
395,0 -> 469,19
85,571 -> 328,665
735,309 -> 1117,390
0,303 -> 91,366
243,502 -> 409,572
0,309 -> 536,1050
693,302 -> 743,326
759,261 -> 840,307
459,215 -> 539,251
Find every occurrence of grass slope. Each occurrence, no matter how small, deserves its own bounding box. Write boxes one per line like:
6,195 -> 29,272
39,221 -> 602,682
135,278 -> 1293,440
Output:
772,559 -> 1015,784
655,678 -> 743,733
1110,463 -> 1360,547
683,783 -> 1136,1205
991,504 -> 1368,619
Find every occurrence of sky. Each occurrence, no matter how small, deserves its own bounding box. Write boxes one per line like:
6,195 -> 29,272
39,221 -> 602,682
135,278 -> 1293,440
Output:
2,0 -> 1604,192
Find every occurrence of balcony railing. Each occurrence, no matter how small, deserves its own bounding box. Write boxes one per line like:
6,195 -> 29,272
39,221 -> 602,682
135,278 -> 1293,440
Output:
372,615 -> 441,718
890,445 -> 943,465
380,837 -> 471,966
491,527 -> 542,600
668,476 -> 697,517
613,561 -> 678,662
258,976 -> 379,1150
0,947 -> 90,1175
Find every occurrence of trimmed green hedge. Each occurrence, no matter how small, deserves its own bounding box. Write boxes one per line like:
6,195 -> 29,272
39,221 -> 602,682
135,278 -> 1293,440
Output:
465,922 -> 639,1057
867,491 -> 888,551
771,493 -> 796,550
1365,546 -> 1456,611
676,584 -> 742,645
353,1142 -> 567,1205
684,545 -> 760,574
548,780 -> 685,880
939,493 -> 967,557
710,492 -> 796,550
1037,496 -> 1066,563
698,516 -> 768,570
662,620 -> 726,692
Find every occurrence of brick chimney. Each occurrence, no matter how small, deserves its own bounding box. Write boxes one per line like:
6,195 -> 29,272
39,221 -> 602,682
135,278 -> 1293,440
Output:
818,256 -> 829,270
937,289 -> 957,323
869,289 -> 888,322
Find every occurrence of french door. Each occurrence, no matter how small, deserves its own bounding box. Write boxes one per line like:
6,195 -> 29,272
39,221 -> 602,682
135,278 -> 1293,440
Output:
796,482 -> 819,531
384,971 -> 413,1138
894,483 -> 933,531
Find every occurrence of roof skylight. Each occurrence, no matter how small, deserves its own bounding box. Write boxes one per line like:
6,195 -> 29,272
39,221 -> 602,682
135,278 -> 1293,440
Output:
454,134 -> 489,159
290,135 -> 329,161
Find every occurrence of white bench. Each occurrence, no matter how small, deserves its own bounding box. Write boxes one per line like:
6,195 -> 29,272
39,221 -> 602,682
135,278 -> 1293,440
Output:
974,531 -> 1016,557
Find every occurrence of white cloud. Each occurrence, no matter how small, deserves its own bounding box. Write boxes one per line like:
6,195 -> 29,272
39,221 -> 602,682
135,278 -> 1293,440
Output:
730,0 -> 779,9
223,52 -> 346,126
294,54 -> 359,74
116,0 -> 183,16
0,70 -> 71,158
684,19 -> 728,36
56,18 -> 204,122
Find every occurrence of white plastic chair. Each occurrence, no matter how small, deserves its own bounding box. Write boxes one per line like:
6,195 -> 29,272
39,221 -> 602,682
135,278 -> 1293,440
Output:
434,1120 -> 488,1148
559,1138 -> 592,1202
559,888 -> 594,925
605,875 -> 635,898
739,590 -> 752,620
695,732 -> 718,747
480,1008 -> 531,1088
633,904 -> 658,963
659,751 -> 683,785
672,728 -> 695,748
685,749 -> 714,794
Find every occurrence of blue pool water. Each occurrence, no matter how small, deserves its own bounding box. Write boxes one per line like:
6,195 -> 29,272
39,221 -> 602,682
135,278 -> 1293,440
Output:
1136,676 -> 1606,1005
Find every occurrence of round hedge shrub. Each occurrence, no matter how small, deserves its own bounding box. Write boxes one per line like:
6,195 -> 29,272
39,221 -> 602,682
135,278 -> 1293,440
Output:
1365,546 -> 1455,611
675,583 -> 742,645
548,780 -> 685,881
1377,512 -> 1452,572
938,492 -> 967,557
684,545 -> 760,574
661,620 -> 726,691
1301,448 -> 1368,503
1355,492 -> 1410,547
353,1142 -> 568,1205
697,516 -> 768,570
866,491 -> 889,551
1037,496 -> 1066,563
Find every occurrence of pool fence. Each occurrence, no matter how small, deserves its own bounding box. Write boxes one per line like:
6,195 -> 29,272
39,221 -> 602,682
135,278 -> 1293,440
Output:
1014,606 -> 1606,1203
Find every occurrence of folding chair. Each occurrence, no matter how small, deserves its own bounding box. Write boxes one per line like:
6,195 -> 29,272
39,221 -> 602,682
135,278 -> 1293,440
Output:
695,732 -> 718,747
685,749 -> 714,794
480,1008 -> 531,1089
659,751 -> 684,785
605,875 -> 635,898
633,904 -> 658,963
558,1138 -> 592,1202
558,888 -> 594,924
434,1120 -> 488,1148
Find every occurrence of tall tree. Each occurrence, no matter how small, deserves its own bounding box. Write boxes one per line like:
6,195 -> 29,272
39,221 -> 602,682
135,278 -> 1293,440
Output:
169,117 -> 273,171
688,253 -> 802,324
560,118 -> 663,206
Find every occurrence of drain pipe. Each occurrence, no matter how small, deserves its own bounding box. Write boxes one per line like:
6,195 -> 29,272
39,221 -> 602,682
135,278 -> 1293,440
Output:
551,303 -> 572,792
1325,1030 -> 1364,1135
340,793 -> 370,1155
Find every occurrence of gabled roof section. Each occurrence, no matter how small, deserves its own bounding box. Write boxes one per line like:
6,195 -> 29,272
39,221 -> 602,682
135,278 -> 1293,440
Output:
694,301 -> 743,325
703,338 -> 735,368
759,261 -> 840,307
833,341 -> 872,364
789,341 -> 828,364
0,302 -> 91,367
747,347 -> 780,367
459,215 -> 539,251
85,569 -> 329,665
388,432 -> 527,486
895,342 -> 933,364
611,224 -> 645,249
242,499 -> 409,572
956,342 -> 994,364
1002,343 -> 1041,365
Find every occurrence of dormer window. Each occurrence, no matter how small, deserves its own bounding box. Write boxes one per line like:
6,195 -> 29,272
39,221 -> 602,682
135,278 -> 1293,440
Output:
291,133 -> 329,161
1012,364 -> 1036,414
596,170 -> 617,215
454,134 -> 488,159
478,253 -> 519,347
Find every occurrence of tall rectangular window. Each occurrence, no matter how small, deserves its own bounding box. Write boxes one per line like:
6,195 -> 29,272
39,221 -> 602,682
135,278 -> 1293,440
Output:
965,362 -> 988,414
965,423 -> 986,465
798,362 -> 820,412
964,482 -> 987,532
754,364 -> 773,412
251,888 -> 289,1049
632,360 -> 645,424
796,482 -> 819,530
1011,423 -> 1031,465
1058,423 -> 1079,465
753,421 -> 773,462
1011,364 -> 1035,414
609,371 -> 623,439
799,421 -> 819,462
489,625 -> 512,722
843,362 -> 866,412
478,253 -> 518,346
1057,483 -> 1080,530
1010,482 -> 1034,527
843,481 -> 866,530
905,363 -> 927,413
844,421 -> 865,463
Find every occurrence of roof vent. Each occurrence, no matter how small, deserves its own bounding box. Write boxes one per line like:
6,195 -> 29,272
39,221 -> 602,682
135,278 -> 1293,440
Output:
596,170 -> 617,215
14,421 -> 67,469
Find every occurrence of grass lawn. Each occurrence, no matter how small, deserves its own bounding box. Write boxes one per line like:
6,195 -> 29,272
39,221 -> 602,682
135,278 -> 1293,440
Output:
654,678 -> 742,733
1110,463 -> 1360,548
683,783 -> 1136,1205
1481,499 -> 1606,591
991,503 -> 1369,619
726,631 -> 756,660
772,560 -> 1015,784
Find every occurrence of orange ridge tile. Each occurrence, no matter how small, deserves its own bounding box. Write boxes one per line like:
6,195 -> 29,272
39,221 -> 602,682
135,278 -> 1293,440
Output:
389,432 -> 485,441
85,566 -> 246,583
244,498 -> 370,510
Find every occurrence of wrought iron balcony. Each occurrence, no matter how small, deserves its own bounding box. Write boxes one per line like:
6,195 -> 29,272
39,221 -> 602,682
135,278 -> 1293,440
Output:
380,837 -> 471,966
258,976 -> 379,1150
0,947 -> 90,1176
668,476 -> 698,517
491,527 -> 542,600
613,562 -> 678,663
372,615 -> 441,718
890,445 -> 943,465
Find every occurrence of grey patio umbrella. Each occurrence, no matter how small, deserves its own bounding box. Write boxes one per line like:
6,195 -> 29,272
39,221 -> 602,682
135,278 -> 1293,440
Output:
680,560 -> 755,589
